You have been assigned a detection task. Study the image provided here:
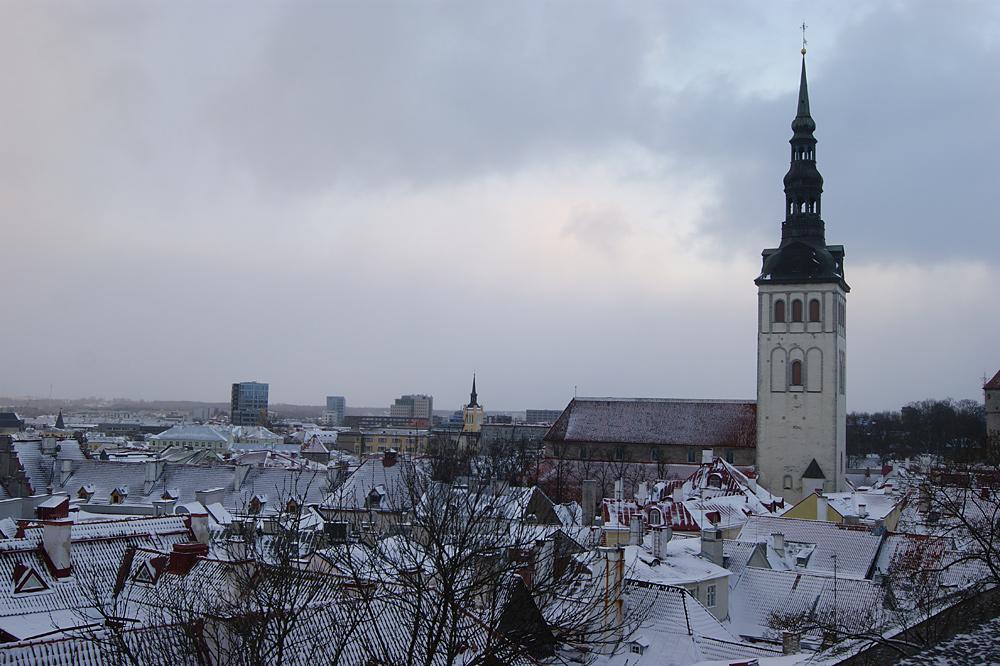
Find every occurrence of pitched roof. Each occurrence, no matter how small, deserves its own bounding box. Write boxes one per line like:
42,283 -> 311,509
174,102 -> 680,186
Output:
802,458 -> 826,479
545,398 -> 756,448
985,369 -> 1000,390
736,515 -> 884,579
149,424 -> 230,444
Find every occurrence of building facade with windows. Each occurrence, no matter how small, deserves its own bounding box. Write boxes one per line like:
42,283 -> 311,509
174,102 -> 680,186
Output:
754,54 -> 848,501
389,394 -> 433,422
230,381 -> 269,426
325,396 -> 346,426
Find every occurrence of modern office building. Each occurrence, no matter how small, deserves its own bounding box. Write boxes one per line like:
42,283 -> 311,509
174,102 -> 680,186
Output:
325,396 -> 347,426
230,381 -> 269,426
524,409 -> 563,425
389,394 -> 433,422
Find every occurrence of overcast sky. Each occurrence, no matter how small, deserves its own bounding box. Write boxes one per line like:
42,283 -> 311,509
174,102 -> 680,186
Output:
1,1 -> 998,412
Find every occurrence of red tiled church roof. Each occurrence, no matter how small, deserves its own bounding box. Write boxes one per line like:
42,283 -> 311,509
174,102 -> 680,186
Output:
985,369 -> 1000,391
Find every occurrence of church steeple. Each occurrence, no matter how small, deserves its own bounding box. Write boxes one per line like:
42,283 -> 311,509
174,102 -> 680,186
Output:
756,50 -> 848,291
468,374 -> 479,408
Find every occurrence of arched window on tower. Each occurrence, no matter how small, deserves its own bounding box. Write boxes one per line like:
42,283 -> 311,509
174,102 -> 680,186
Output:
791,360 -> 803,386
791,299 -> 803,322
774,299 -> 786,323
809,298 -> 821,322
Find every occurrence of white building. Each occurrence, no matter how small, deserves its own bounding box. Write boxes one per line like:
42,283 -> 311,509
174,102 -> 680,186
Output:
755,54 -> 848,502
148,424 -> 231,452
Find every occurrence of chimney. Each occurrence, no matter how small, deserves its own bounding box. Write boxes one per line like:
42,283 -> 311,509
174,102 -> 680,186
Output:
701,449 -> 714,464
152,499 -> 177,516
857,503 -> 867,519
195,487 -> 225,507
597,546 -> 625,651
234,464 -> 252,490
613,479 -> 623,501
873,518 -> 886,536
651,525 -> 673,559
636,482 -> 648,505
226,536 -> 248,561
672,486 -> 684,504
41,438 -> 57,455
772,532 -> 785,553
700,528 -> 723,566
383,449 -> 398,468
816,494 -> 828,521
42,519 -> 73,578
782,631 -> 801,655
628,515 -> 642,546
168,541 -> 209,575
582,480 -> 598,527
187,512 -> 211,545
60,459 -> 73,485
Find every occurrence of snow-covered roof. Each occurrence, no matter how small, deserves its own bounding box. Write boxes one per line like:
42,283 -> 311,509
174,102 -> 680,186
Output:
823,490 -> 902,521
322,456 -> 415,513
545,397 -> 756,448
736,515 -> 884,579
728,566 -> 885,640
149,424 -> 230,444
593,582 -> 782,665
624,536 -> 730,587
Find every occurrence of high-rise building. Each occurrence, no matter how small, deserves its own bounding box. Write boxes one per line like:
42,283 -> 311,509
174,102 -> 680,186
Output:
325,396 -> 347,426
230,381 -> 269,426
389,394 -> 433,422
755,51 -> 848,501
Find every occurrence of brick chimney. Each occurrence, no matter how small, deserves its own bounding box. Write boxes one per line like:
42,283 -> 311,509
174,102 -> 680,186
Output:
41,519 -> 73,578
383,449 -> 398,468
186,511 -> 211,545
582,479 -> 598,527
167,541 -> 209,575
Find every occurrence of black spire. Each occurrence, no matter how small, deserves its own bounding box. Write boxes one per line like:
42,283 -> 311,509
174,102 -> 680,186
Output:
756,52 -> 848,291
468,374 -> 479,408
55,410 -> 65,430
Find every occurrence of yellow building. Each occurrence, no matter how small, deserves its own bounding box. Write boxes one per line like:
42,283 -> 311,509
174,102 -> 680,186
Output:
462,375 -> 484,434
783,490 -> 904,531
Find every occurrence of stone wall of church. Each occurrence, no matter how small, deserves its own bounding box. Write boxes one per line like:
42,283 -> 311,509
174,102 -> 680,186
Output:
756,283 -> 847,502
545,441 -> 755,467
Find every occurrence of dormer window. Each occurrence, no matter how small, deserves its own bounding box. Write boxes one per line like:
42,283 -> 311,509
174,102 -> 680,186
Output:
648,508 -> 663,526
110,486 -> 129,504
77,484 -> 95,501
12,563 -> 49,594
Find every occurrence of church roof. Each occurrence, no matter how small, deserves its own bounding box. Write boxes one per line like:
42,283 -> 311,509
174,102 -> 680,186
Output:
984,369 -> 1000,391
544,398 -> 756,448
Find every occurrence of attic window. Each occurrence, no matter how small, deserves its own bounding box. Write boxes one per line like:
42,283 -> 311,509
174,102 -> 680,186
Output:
110,487 -> 129,504
648,508 -> 663,526
12,563 -> 49,594
629,643 -> 645,655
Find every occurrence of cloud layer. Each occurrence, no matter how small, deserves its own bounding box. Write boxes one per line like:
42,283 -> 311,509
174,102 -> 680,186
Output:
1,2 -> 997,411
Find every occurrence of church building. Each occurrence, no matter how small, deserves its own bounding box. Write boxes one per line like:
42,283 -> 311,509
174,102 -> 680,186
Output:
754,51 -> 848,501
545,51 -> 850,504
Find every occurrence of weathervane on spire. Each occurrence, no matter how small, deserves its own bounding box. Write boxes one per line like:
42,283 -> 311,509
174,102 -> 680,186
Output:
800,22 -> 808,55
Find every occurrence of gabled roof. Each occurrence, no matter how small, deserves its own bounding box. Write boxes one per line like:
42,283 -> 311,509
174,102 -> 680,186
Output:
736,515 -> 884,579
802,458 -> 826,479
150,424 -> 230,444
985,369 -> 1000,390
545,398 -> 756,448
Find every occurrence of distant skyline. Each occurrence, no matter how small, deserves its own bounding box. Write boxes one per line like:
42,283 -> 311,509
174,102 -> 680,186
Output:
2,2 -> 998,411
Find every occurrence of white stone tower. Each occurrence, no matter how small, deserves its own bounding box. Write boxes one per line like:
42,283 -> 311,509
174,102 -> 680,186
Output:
755,52 -> 848,502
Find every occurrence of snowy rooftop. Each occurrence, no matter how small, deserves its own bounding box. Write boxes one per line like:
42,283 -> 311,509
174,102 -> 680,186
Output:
545,398 -> 757,448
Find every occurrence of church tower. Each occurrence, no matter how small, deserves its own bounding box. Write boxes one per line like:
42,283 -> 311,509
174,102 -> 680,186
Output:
462,374 -> 484,434
755,51 -> 848,502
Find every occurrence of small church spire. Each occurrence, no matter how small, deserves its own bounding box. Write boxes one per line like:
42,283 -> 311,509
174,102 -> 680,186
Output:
468,374 -> 479,408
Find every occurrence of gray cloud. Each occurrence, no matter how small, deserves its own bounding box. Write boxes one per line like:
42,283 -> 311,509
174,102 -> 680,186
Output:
0,1 -> 997,411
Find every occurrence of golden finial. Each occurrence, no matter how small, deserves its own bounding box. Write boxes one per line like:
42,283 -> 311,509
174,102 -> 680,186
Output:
800,22 -> 808,55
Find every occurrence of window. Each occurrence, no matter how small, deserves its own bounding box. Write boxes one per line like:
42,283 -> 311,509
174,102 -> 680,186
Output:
630,643 -> 645,655
651,447 -> 662,461
706,584 -> 717,608
791,299 -> 803,322
809,298 -> 821,322
579,446 -> 589,459
687,448 -> 697,463
614,446 -> 625,461
791,360 -> 803,386
839,351 -> 846,395
648,508 -> 663,526
725,449 -> 735,463
773,299 -> 785,323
